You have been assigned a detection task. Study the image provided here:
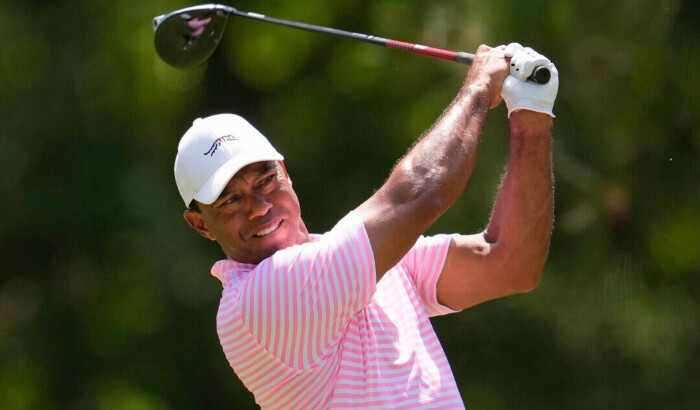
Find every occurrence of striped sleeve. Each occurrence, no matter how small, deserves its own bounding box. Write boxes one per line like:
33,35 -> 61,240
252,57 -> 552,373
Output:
400,234 -> 460,317
238,211 -> 376,370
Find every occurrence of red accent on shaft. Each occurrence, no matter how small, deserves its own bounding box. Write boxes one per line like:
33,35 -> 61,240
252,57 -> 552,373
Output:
386,40 -> 457,61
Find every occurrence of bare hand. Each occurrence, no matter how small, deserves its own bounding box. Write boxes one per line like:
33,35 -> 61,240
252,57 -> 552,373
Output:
464,45 -> 510,109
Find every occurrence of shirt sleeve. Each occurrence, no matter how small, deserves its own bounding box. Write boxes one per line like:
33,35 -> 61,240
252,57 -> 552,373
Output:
399,234 -> 461,317
237,211 -> 376,370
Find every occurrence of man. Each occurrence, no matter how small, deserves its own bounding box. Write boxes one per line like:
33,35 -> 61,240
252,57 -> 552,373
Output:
174,43 -> 558,409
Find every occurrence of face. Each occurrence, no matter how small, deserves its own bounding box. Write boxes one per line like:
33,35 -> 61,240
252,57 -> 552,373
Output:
184,161 -> 309,264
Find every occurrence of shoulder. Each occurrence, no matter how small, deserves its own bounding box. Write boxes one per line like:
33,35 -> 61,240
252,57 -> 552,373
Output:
211,259 -> 255,287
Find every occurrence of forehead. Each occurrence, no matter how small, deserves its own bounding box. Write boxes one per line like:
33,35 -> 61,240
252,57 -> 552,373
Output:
220,161 -> 278,193
234,161 -> 277,178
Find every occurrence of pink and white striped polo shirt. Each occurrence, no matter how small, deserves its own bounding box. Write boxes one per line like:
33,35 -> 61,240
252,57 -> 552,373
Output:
211,212 -> 464,409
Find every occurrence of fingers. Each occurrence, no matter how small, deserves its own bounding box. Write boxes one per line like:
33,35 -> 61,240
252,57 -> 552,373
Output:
475,44 -> 506,55
504,42 -> 522,58
476,44 -> 488,52
506,44 -> 551,80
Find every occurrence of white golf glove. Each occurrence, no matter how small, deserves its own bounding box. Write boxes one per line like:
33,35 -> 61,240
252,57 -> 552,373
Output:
501,43 -> 559,117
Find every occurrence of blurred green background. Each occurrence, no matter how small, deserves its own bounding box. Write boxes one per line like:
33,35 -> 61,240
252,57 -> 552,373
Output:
1,0 -> 698,408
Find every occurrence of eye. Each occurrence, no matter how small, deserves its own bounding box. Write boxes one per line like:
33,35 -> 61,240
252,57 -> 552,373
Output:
257,174 -> 276,188
222,194 -> 242,205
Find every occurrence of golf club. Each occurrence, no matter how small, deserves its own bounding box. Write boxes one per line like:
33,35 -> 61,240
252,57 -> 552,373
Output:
153,3 -> 551,84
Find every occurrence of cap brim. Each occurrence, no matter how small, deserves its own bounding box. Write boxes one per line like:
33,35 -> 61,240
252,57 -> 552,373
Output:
193,152 -> 284,205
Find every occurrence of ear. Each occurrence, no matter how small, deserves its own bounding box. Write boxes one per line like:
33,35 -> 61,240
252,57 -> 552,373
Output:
183,210 -> 217,241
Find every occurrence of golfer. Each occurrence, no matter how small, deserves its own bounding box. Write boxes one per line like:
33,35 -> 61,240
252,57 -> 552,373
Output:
174,43 -> 558,409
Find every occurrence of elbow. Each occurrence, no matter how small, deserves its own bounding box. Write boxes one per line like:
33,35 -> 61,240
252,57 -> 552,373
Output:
511,261 -> 545,294
497,248 -> 545,294
386,171 -> 455,219
496,239 -> 549,294
394,159 -> 459,211
517,268 -> 542,293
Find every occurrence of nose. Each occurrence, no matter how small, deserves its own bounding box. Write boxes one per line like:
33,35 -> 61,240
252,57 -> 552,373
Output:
247,193 -> 272,219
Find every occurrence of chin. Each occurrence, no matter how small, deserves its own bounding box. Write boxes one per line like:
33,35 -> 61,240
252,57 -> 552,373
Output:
254,237 -> 295,262
244,220 -> 301,262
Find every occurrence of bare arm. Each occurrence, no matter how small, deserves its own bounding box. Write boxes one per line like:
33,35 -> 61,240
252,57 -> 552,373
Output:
355,45 -> 510,278
436,110 -> 554,310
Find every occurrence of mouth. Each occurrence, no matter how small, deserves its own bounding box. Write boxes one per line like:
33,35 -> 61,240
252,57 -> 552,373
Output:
252,220 -> 283,238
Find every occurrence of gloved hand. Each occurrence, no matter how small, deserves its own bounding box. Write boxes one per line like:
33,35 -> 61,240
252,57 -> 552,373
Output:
501,43 -> 559,117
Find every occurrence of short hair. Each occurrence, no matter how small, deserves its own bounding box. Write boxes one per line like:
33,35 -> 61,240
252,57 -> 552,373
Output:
188,200 -> 200,213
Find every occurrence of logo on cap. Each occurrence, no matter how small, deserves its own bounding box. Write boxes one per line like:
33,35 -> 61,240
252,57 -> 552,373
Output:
204,135 -> 238,156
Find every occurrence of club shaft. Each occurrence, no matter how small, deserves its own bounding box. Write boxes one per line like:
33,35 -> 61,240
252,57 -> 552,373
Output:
231,9 -> 475,66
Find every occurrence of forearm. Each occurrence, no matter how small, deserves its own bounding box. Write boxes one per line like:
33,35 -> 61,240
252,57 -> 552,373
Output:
357,83 -> 492,276
355,44 -> 510,277
386,84 -> 490,213
484,110 -> 554,290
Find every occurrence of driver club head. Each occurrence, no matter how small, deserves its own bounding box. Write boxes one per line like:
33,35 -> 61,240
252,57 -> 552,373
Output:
153,4 -> 234,69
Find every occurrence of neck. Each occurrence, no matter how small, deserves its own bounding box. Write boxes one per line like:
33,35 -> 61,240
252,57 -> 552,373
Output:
295,218 -> 311,246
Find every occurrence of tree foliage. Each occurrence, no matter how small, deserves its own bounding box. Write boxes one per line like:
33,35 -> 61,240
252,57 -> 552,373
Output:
1,0 -> 698,408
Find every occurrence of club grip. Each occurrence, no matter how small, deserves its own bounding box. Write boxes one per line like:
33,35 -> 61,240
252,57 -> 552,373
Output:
529,66 -> 551,84
455,52 -> 550,84
455,52 -> 474,65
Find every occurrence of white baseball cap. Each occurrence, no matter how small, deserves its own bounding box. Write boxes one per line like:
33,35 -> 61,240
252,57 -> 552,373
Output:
174,113 -> 284,207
